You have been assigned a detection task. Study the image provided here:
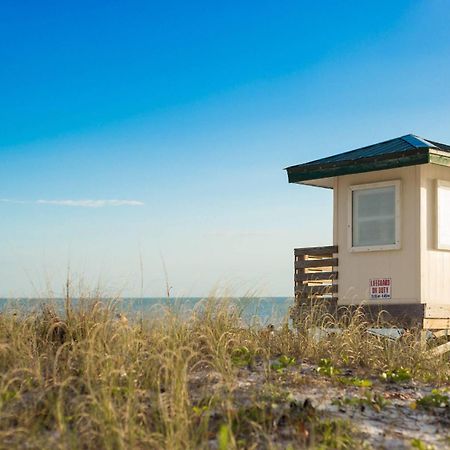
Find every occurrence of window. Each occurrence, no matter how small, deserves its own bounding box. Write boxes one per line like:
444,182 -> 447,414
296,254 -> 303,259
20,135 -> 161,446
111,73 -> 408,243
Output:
348,181 -> 400,251
436,180 -> 450,250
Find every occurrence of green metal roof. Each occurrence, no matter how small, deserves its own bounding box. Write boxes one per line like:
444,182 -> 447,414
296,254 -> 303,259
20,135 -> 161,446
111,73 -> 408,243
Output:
286,134 -> 450,185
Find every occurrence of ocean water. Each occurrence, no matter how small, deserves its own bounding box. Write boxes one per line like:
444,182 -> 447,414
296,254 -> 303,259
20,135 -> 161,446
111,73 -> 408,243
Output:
0,297 -> 294,325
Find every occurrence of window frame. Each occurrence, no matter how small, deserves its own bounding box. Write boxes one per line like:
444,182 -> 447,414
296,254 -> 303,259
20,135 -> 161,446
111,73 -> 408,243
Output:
347,180 -> 401,252
436,179 -> 450,251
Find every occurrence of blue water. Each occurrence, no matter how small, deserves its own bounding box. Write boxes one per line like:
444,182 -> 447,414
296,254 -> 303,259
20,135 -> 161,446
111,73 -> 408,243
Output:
0,297 -> 293,325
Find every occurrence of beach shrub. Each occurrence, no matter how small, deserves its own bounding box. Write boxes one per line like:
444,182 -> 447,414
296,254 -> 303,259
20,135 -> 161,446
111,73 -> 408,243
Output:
317,358 -> 340,377
270,355 -> 296,373
381,367 -> 412,383
416,390 -> 450,409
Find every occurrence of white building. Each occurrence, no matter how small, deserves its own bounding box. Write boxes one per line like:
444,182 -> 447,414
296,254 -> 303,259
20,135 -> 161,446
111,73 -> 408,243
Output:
286,134 -> 450,328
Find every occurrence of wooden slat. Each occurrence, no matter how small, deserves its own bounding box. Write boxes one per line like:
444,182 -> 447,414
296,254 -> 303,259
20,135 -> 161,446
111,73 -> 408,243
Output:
294,245 -> 338,256
293,246 -> 339,313
296,296 -> 338,304
425,304 -> 450,319
296,297 -> 337,306
432,330 -> 450,338
295,258 -> 338,269
295,284 -> 338,295
423,318 -> 450,330
296,299 -> 337,307
295,271 -> 338,282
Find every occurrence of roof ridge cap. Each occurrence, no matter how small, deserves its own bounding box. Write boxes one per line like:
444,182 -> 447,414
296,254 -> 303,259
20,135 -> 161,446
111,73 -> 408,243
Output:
401,134 -> 437,149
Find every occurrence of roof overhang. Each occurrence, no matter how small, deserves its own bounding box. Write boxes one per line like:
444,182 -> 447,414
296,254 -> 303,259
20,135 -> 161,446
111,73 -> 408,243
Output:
429,149 -> 450,167
286,147 -> 446,187
298,177 -> 335,189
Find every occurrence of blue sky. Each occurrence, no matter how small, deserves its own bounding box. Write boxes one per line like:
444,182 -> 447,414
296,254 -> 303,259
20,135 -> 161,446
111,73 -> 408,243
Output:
1,0 -> 450,297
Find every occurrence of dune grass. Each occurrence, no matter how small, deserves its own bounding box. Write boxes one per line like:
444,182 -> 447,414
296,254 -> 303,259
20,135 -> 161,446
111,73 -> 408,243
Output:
0,295 -> 448,449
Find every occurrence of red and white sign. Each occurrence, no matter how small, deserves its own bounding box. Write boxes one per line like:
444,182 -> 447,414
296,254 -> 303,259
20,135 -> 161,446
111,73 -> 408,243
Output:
369,278 -> 392,299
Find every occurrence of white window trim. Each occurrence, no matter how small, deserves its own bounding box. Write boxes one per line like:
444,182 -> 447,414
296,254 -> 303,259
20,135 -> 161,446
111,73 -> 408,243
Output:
436,179 -> 450,251
347,180 -> 401,252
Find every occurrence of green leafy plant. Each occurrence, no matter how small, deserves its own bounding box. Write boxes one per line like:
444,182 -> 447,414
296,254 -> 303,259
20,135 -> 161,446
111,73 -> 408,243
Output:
381,367 -> 412,383
368,391 -> 390,412
410,438 -> 435,450
317,358 -> 340,377
314,418 -> 355,450
270,355 -> 295,373
332,396 -> 361,408
217,424 -> 232,450
0,389 -> 18,404
417,390 -> 449,409
192,405 -> 209,416
332,391 -> 389,412
231,346 -> 254,367
337,376 -> 373,388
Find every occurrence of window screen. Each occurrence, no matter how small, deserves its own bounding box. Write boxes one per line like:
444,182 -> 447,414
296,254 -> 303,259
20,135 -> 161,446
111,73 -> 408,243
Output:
352,185 -> 396,247
437,181 -> 450,249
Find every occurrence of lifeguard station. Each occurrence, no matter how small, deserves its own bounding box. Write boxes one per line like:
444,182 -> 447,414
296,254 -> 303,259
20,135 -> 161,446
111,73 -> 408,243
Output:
286,134 -> 450,330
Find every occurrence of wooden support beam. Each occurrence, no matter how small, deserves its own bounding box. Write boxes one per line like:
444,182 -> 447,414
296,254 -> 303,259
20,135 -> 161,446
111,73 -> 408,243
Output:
295,271 -> 338,282
423,318 -> 450,330
295,258 -> 338,269
295,284 -> 338,295
433,330 -> 450,339
425,305 -> 450,319
294,246 -> 338,256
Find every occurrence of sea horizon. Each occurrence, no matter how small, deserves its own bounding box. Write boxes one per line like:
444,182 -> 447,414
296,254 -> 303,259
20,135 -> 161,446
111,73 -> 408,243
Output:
0,296 -> 294,325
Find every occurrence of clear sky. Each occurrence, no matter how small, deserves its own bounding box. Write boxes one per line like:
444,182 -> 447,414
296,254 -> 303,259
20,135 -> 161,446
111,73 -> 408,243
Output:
1,0 -> 450,298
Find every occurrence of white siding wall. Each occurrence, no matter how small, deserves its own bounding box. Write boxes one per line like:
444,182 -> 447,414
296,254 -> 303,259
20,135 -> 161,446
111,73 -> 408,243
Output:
334,166 -> 421,305
420,164 -> 450,305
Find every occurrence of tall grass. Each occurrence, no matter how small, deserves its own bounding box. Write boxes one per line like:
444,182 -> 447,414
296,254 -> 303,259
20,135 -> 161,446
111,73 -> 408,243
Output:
0,295 -> 447,449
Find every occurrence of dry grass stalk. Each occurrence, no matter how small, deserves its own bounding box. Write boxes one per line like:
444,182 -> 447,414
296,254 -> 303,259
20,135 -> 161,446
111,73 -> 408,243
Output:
0,295 -> 447,449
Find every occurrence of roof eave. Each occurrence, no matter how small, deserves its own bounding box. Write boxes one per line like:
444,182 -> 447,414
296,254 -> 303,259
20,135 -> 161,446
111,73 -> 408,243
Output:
286,149 -> 430,184
429,149 -> 450,167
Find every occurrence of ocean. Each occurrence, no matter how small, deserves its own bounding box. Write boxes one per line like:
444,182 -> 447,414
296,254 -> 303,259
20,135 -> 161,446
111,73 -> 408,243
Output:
0,297 -> 294,325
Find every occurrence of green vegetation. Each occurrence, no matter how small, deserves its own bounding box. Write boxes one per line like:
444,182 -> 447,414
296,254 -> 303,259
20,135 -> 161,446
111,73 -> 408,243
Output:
332,391 -> 390,413
0,295 -> 448,448
231,346 -> 254,368
313,418 -> 357,450
270,354 -> 296,373
381,367 -> 412,383
416,390 -> 450,409
317,358 -> 341,377
410,438 -> 436,450
337,376 -> 373,388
